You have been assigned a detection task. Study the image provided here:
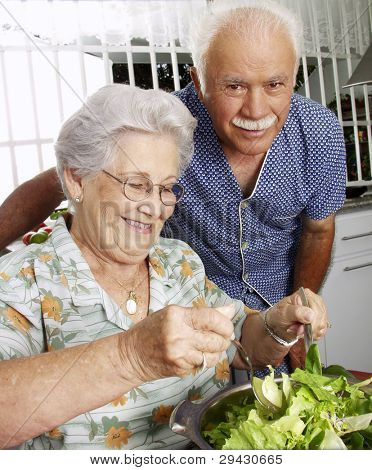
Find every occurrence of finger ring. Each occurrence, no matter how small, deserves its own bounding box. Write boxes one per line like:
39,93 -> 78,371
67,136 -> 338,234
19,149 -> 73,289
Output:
198,352 -> 207,374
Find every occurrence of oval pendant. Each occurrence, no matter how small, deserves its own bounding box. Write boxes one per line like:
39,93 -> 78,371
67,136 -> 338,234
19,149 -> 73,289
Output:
126,298 -> 137,315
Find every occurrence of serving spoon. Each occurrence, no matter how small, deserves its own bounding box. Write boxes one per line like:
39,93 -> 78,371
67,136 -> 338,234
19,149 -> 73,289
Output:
232,338 -> 281,413
298,287 -> 313,353
232,287 -> 313,413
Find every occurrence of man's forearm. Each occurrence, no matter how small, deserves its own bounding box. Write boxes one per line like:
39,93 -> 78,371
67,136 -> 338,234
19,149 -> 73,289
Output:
293,225 -> 335,293
0,168 -> 64,251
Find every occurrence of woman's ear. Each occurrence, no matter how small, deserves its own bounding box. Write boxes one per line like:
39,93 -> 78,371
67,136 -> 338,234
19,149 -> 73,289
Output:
64,167 -> 83,202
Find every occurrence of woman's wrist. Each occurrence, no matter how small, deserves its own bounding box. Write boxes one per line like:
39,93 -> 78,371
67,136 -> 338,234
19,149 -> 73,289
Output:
260,307 -> 298,348
115,331 -> 146,387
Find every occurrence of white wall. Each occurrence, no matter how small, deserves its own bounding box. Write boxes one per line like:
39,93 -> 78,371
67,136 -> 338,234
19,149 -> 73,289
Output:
0,43 -> 107,204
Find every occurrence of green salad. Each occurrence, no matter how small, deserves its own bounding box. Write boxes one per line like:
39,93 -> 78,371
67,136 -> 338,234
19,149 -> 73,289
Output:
203,345 -> 372,450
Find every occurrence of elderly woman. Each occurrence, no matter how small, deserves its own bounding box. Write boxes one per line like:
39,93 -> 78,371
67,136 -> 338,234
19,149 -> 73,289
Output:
0,84 -> 328,450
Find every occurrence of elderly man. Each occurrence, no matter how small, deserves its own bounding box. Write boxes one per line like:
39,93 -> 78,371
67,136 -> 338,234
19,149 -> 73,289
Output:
0,3 -> 345,375
165,4 -> 345,374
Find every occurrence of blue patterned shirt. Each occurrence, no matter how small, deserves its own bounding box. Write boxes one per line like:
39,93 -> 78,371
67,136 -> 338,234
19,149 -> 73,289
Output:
164,83 -> 346,314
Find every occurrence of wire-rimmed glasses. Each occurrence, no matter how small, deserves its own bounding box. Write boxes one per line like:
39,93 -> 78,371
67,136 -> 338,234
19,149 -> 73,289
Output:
102,170 -> 184,206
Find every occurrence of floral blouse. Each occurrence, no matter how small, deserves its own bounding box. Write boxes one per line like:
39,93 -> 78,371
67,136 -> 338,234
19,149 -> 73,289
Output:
0,216 -> 249,450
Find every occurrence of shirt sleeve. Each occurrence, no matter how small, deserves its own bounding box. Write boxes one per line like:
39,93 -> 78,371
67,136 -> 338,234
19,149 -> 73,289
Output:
0,301 -> 43,361
304,118 -> 346,220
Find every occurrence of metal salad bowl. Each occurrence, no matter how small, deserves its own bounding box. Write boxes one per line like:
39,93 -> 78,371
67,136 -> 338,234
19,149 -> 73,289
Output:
169,380 -> 281,449
170,375 -> 372,450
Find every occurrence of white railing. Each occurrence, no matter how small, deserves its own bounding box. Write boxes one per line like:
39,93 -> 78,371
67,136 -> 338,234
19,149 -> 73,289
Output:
0,0 -> 371,204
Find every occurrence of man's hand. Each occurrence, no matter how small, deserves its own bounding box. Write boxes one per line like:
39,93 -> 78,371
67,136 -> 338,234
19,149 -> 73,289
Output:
0,168 -> 64,251
266,288 -> 328,341
234,289 -> 328,370
293,214 -> 336,293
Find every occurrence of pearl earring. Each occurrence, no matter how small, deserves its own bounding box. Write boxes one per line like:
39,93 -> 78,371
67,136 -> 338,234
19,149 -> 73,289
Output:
75,195 -> 81,203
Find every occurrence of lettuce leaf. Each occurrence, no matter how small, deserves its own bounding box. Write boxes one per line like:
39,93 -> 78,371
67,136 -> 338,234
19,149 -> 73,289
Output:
305,343 -> 322,375
223,418 -> 287,450
319,429 -> 347,449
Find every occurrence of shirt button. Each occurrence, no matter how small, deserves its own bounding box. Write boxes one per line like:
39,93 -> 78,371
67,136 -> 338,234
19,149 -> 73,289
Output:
243,273 -> 249,281
241,241 -> 249,250
241,201 -> 249,209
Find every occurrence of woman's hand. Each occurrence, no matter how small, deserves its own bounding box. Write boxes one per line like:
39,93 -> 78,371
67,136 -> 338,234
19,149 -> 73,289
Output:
117,304 -> 235,383
266,288 -> 328,342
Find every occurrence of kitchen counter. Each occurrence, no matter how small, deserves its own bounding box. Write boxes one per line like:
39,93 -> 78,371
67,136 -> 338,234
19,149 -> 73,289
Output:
320,203 -> 372,372
341,194 -> 372,212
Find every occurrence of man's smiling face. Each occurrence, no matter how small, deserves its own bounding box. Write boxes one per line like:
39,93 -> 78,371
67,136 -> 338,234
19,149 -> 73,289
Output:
196,29 -> 296,159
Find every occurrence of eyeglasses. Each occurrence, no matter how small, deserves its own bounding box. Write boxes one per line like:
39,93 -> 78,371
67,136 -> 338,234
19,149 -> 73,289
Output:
102,170 -> 184,206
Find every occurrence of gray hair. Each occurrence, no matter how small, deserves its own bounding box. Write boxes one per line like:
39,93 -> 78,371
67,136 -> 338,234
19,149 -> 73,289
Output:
55,84 -> 196,202
190,0 -> 303,93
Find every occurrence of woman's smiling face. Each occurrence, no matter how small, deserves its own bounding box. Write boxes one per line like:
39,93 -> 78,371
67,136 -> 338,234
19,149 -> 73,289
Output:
67,131 -> 180,264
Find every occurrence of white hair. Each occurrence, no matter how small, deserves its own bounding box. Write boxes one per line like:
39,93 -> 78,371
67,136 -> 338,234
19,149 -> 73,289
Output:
190,0 -> 303,93
55,84 -> 196,203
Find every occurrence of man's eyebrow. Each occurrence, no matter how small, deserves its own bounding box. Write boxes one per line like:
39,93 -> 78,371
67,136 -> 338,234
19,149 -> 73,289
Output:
218,76 -> 248,84
265,75 -> 290,83
217,74 -> 290,85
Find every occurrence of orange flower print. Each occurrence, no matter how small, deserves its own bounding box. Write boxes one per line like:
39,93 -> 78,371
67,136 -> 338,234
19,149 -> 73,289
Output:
105,426 -> 132,449
205,277 -> 217,291
180,261 -> 193,277
60,273 -> 68,288
215,359 -> 230,382
182,249 -> 194,255
0,272 -> 10,281
19,266 -> 35,280
39,253 -> 53,263
41,295 -> 62,321
188,390 -> 203,401
111,395 -> 128,407
149,257 -> 165,277
47,427 -> 62,439
155,247 -> 166,258
192,296 -> 207,308
152,405 -> 174,425
4,307 -> 31,334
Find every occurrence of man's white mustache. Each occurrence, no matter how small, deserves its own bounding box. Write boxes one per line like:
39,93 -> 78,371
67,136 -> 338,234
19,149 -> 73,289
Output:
232,115 -> 278,131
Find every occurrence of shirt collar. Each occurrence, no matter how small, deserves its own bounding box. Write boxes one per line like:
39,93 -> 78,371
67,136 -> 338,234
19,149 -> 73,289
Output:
51,216 -> 102,308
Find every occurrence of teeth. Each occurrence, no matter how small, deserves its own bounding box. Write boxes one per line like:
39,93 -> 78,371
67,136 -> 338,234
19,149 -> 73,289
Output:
126,219 -> 151,229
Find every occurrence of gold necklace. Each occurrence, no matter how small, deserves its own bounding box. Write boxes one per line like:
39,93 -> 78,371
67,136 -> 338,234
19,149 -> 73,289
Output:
115,268 -> 141,315
95,259 -> 147,316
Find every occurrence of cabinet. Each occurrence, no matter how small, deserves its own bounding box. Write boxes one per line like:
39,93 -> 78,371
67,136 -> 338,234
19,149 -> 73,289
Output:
320,206 -> 372,372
